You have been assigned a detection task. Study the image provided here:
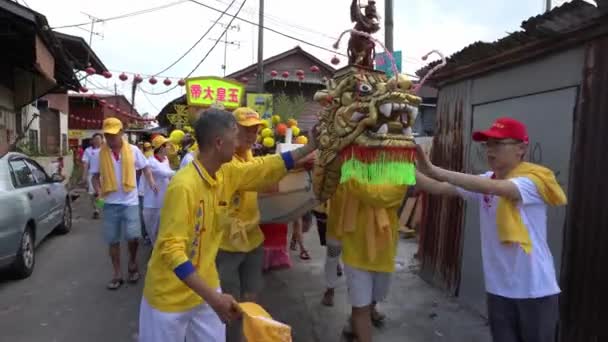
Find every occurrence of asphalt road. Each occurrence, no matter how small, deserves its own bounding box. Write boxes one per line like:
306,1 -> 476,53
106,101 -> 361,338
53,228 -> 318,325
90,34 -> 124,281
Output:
0,196 -> 146,342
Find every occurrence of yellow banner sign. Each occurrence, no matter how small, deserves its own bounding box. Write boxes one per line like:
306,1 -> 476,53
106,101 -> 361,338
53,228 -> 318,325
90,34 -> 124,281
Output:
185,77 -> 245,109
68,130 -> 86,139
246,93 -> 273,119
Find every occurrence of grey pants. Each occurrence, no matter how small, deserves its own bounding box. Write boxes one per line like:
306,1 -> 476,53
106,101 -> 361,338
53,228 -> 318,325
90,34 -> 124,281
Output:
487,293 -> 559,342
216,246 -> 265,342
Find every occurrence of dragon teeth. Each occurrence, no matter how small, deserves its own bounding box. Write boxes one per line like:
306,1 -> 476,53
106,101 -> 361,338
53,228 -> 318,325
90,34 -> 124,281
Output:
351,112 -> 366,122
376,124 -> 389,134
379,103 -> 392,117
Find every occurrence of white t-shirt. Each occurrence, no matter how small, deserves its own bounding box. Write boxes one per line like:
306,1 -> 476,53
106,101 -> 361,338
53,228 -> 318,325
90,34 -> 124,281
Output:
179,151 -> 195,169
458,172 -> 560,299
82,146 -> 101,171
89,144 -> 148,206
142,156 -> 175,209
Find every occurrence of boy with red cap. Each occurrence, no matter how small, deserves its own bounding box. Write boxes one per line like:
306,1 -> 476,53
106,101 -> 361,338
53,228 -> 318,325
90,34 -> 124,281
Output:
415,117 -> 567,342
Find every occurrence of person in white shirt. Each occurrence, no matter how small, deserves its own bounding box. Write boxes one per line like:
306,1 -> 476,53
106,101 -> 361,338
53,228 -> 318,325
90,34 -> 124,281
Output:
414,117 -> 567,342
90,118 -> 158,290
81,133 -> 103,219
142,135 -> 175,245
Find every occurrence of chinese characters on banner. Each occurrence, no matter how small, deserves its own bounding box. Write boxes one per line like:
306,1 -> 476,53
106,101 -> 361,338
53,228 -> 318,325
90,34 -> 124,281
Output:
185,77 -> 245,109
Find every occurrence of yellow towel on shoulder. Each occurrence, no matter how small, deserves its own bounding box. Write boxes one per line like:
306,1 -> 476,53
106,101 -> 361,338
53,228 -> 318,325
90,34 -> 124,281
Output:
99,140 -> 136,196
497,162 -> 567,254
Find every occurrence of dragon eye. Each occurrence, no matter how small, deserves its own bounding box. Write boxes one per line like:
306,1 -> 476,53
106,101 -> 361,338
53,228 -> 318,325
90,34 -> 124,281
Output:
357,83 -> 373,94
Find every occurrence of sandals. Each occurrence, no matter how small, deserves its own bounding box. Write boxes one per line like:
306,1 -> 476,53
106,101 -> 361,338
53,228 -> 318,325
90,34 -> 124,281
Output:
107,278 -> 124,290
322,288 -> 334,307
128,264 -> 140,284
299,249 -> 311,260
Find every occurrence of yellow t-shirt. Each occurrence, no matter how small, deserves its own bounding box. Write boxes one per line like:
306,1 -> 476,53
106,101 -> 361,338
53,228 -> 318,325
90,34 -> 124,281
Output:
219,151 -> 286,252
331,182 -> 408,273
143,154 -> 287,313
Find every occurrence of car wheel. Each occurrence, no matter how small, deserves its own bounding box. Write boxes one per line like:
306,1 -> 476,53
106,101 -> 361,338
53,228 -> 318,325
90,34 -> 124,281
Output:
12,226 -> 35,279
55,198 -> 72,235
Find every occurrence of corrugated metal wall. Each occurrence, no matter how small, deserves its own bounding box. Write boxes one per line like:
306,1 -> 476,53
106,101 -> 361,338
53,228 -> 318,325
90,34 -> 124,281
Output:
559,37 -> 608,342
418,81 -> 471,294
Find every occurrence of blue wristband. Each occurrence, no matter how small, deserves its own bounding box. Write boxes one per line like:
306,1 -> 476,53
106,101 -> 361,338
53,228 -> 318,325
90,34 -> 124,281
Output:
281,152 -> 295,170
174,260 -> 196,280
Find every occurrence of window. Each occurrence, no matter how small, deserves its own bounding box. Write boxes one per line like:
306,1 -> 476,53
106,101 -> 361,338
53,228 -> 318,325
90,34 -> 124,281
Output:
28,129 -> 39,154
9,159 -> 36,188
25,159 -> 49,184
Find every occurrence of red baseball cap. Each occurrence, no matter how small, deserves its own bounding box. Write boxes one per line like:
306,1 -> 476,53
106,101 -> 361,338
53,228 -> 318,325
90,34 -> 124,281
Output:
472,117 -> 529,143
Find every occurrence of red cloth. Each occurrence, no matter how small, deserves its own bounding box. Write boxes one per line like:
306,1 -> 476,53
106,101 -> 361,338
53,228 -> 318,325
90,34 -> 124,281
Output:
260,223 -> 291,271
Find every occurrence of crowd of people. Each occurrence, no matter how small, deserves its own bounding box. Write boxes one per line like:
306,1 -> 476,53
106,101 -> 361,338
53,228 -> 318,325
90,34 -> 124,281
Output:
79,109 -> 566,342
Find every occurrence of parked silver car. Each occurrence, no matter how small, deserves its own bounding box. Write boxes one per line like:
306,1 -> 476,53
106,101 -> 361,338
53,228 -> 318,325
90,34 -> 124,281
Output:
0,152 -> 72,278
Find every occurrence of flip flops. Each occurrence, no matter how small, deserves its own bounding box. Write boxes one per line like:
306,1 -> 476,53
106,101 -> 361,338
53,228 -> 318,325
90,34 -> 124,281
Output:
107,278 -> 124,290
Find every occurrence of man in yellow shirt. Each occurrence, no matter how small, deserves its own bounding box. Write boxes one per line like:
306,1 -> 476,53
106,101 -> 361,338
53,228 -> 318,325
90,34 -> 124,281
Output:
139,109 -> 316,342
214,107 -> 269,342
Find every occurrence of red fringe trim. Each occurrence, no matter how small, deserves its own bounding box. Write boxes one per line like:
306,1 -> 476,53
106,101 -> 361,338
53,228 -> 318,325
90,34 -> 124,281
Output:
339,145 -> 417,163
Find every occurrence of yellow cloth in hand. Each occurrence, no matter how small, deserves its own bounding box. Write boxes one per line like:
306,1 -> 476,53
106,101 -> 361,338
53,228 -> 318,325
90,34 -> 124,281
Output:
497,162 -> 567,254
239,302 -> 292,342
99,140 -> 136,196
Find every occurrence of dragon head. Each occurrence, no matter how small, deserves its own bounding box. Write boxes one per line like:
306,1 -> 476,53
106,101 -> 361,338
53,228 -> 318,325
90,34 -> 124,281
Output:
312,66 -> 421,201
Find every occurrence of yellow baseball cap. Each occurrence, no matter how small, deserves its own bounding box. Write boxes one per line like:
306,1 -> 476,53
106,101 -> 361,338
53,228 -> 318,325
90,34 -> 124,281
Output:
233,107 -> 263,127
103,117 -> 123,135
152,135 -> 170,149
143,142 -> 152,149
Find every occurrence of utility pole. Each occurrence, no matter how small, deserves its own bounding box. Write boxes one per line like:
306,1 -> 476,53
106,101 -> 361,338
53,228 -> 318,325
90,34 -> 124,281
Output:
81,12 -> 104,85
385,0 -> 394,53
256,0 -> 264,93
210,22 -> 240,77
545,0 -> 552,12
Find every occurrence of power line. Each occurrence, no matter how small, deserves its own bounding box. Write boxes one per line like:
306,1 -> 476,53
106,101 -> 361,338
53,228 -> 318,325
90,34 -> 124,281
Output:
213,0 -> 338,41
153,0 -> 238,76
139,86 -> 160,112
186,0 -> 346,57
51,0 -> 187,29
141,0 -> 248,96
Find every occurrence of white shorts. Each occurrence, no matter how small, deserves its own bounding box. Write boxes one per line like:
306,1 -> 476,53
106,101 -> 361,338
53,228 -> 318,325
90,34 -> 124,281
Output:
142,208 -> 160,245
138,297 -> 225,342
344,264 -> 392,308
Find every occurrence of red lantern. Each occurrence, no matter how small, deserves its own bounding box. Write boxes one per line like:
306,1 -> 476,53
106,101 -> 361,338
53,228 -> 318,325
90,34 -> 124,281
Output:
119,73 -> 128,81
310,65 -> 320,73
99,99 -> 106,105
108,104 -> 115,110
102,71 -> 112,79
270,70 -> 278,77
178,79 -> 186,86
79,86 -> 88,93
296,69 -> 304,77
240,77 -> 249,83
298,75 -> 305,81
163,78 -> 172,86
149,77 -> 158,85
282,71 -> 289,78
85,67 -> 96,75
331,55 -> 340,65
134,75 -> 144,84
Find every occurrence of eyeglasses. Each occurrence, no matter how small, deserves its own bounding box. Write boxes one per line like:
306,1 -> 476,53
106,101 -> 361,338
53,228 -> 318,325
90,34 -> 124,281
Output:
480,140 -> 523,148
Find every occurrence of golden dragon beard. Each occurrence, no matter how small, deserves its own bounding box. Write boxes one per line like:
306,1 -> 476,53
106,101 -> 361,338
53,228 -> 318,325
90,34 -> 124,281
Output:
313,66 -> 422,202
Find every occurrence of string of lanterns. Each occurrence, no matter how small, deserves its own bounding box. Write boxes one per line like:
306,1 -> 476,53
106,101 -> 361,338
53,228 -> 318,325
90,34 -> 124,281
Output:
237,64 -> 325,84
79,63 -> 331,94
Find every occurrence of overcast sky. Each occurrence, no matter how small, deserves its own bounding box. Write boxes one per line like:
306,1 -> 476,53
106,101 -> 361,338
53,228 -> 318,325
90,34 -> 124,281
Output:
22,0 -> 554,116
